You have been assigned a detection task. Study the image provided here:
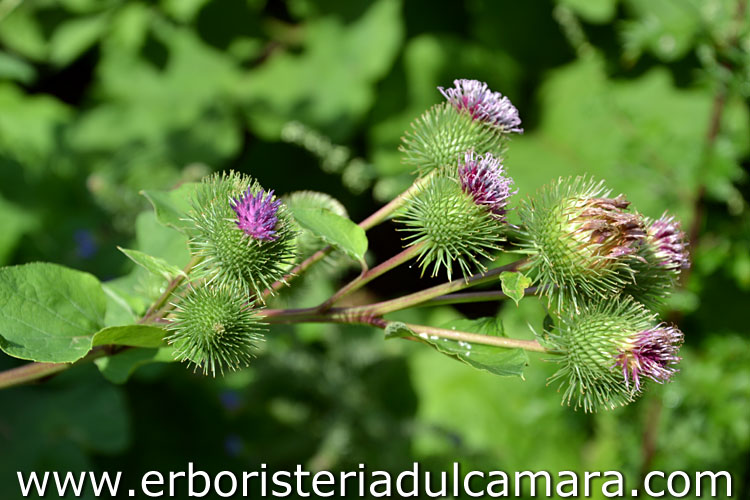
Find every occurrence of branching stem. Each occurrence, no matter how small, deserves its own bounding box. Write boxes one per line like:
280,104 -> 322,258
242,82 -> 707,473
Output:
318,242 -> 425,310
262,172 -> 433,297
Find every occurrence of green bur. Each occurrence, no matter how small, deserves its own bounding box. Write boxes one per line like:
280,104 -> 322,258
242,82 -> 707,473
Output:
167,285 -> 266,376
400,102 -> 508,175
187,171 -> 297,300
398,171 -> 506,280
543,298 -> 657,412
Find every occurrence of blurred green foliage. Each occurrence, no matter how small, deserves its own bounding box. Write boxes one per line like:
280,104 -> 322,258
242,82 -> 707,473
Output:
1,0 -> 749,498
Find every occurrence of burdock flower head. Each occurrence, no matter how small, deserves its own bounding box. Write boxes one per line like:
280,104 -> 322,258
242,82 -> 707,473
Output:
620,212 -> 690,308
400,79 -> 520,176
646,214 -> 690,271
565,194 -> 646,262
543,297 -> 684,412
614,325 -> 683,391
518,177 -> 647,310
458,151 -> 515,221
232,188 -> 282,241
439,79 -> 523,133
398,158 -> 514,280
187,171 -> 296,299
167,285 -> 266,376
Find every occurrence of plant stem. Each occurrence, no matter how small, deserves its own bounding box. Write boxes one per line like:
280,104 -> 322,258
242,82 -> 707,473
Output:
0,347 -> 109,390
140,257 -> 200,324
318,243 -> 425,310
358,172 -> 433,230
263,172 -> 432,298
419,287 -> 538,307
0,257 -> 527,389
259,309 -> 546,351
396,322 -> 547,352
345,258 -> 527,317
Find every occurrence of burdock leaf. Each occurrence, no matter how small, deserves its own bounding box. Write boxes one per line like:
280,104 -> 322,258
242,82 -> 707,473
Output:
500,271 -> 532,306
92,325 -> 166,348
384,321 -> 414,339
95,347 -> 176,384
0,263 -> 106,362
418,322 -> 529,378
289,207 -> 368,262
117,247 -> 186,282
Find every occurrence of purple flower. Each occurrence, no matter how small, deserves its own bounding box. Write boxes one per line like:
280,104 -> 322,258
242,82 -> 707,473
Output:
647,214 -> 690,270
438,79 -> 523,133
458,151 -> 515,220
614,325 -> 683,391
232,188 -> 281,241
568,195 -> 646,262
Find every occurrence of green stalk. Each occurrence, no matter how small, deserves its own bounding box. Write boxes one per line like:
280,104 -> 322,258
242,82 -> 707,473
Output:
0,347 -> 109,390
140,256 -> 200,324
418,287 -> 538,307
263,172 -> 433,298
398,322 -> 547,352
345,258 -> 527,317
318,242 -> 425,311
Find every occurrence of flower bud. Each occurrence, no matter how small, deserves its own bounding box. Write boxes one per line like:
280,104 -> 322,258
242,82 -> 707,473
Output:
543,298 -> 683,412
458,151 -> 516,221
646,213 -> 690,271
439,79 -> 523,133
621,213 -> 689,307
187,171 -> 296,299
398,157 -> 513,280
401,79 -> 520,176
518,177 -> 646,310
167,285 -> 266,376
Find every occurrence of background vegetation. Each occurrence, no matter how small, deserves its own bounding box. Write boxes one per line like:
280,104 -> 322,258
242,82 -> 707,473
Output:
1,0 -> 748,498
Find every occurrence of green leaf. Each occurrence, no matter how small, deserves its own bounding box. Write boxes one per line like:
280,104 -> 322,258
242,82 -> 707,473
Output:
500,271 -> 532,306
288,206 -> 368,262
420,319 -> 529,378
385,318 -> 527,377
0,263 -> 105,362
95,347 -> 176,384
241,0 -> 403,139
0,51 -> 37,84
92,325 -> 166,348
384,321 -> 413,339
556,0 -> 617,23
117,246 -> 186,281
49,14 -> 107,66
141,182 -> 199,232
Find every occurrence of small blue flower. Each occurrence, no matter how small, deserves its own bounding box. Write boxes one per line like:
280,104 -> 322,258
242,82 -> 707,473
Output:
232,188 -> 282,241
74,229 -> 98,259
439,79 -> 523,133
219,390 -> 243,412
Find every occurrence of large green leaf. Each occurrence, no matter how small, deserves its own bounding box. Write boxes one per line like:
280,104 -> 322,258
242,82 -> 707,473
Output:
92,325 -> 166,348
289,207 -> 368,262
0,263 -> 106,363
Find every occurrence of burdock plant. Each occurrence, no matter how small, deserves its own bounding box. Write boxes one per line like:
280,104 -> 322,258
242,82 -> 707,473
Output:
0,79 -> 689,413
